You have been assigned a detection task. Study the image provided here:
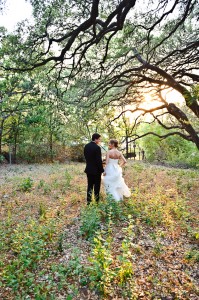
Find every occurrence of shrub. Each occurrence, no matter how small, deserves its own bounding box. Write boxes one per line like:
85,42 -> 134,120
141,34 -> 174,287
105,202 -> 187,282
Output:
2,219 -> 56,291
80,204 -> 101,240
18,177 -> 34,192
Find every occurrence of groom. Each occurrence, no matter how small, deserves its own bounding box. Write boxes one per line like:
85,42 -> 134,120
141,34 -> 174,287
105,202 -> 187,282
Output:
84,133 -> 104,205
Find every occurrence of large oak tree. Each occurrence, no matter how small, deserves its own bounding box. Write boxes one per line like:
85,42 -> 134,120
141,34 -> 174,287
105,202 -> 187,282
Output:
0,0 -> 198,152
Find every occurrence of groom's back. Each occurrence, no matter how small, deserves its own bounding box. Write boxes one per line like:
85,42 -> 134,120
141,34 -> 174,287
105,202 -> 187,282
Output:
84,142 -> 102,175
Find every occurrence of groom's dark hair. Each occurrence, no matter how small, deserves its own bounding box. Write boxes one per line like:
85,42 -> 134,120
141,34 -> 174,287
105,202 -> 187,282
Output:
92,133 -> 101,141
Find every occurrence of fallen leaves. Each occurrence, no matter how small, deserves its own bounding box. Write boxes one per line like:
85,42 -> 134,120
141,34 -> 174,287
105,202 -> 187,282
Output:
0,162 -> 198,299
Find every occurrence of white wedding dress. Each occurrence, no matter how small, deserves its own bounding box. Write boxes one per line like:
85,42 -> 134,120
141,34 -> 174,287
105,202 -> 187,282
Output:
103,158 -> 131,201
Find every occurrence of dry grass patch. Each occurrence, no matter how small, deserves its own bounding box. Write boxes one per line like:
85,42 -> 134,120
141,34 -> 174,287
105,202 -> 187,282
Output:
0,162 -> 198,299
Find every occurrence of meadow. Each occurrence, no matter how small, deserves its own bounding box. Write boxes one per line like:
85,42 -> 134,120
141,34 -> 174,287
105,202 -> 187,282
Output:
0,162 -> 198,299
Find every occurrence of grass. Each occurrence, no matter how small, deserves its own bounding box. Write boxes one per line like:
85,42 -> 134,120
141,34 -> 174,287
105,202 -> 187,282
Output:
0,161 -> 198,299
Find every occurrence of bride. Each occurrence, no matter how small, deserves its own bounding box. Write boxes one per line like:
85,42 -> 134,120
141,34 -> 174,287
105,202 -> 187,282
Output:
103,139 -> 131,201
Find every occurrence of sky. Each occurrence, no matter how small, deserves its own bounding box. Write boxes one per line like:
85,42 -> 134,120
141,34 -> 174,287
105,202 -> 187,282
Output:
0,0 -> 33,32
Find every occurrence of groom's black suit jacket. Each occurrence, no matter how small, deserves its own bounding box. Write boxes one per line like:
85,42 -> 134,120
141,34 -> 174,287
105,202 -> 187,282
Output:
84,141 -> 104,175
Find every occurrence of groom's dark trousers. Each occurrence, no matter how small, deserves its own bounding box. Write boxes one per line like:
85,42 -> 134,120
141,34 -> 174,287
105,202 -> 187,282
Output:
84,141 -> 104,205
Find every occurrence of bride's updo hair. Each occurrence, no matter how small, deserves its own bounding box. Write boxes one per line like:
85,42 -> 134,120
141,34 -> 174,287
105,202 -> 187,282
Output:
109,139 -> 119,148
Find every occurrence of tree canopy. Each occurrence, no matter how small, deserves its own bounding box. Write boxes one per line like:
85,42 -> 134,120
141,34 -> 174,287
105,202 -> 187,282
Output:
0,0 -> 198,162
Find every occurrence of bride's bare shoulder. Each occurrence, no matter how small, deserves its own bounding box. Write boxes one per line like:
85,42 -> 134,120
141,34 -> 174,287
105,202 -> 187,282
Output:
117,150 -> 123,157
109,149 -> 121,159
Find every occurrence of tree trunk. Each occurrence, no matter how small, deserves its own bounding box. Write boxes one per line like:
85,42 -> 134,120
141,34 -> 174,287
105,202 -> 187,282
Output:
126,135 -> 129,157
49,130 -> 53,162
49,114 -> 53,162
13,128 -> 18,164
0,119 -> 4,155
167,103 -> 199,150
0,131 -> 2,155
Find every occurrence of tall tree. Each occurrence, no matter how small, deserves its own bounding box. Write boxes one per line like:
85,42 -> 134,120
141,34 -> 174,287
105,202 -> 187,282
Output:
75,0 -> 199,149
1,0 -> 136,72
1,0 -> 198,156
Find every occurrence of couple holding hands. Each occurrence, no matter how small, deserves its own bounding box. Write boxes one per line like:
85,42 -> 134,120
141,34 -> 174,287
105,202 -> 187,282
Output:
84,133 -> 131,205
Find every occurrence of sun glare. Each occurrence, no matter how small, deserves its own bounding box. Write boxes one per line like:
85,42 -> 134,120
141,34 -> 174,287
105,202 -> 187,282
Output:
123,88 -> 185,123
161,88 -> 184,105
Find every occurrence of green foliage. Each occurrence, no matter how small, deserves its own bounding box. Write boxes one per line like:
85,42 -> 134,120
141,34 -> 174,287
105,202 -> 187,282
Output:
2,219 -> 56,291
80,204 -> 101,240
18,177 -> 34,192
38,202 -> 47,219
98,194 -> 124,222
187,227 -> 199,241
80,195 -> 126,241
88,232 -> 116,294
37,179 -> 45,188
123,187 -> 191,230
0,0 -> 198,166
185,249 -> 199,262
138,123 -> 199,167
87,215 -> 135,296
116,216 -> 134,285
57,233 -> 64,252
0,163 -> 198,298
0,154 -> 4,163
64,169 -> 72,188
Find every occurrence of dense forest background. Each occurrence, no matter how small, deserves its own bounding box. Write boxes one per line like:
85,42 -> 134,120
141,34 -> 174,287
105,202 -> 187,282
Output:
0,0 -> 198,167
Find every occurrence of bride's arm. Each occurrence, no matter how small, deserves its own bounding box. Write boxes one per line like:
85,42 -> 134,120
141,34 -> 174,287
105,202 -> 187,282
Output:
103,151 -> 109,176
119,152 -> 127,167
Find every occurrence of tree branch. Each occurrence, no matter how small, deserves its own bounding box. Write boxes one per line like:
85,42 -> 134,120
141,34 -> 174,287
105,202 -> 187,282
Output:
133,48 -> 199,117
